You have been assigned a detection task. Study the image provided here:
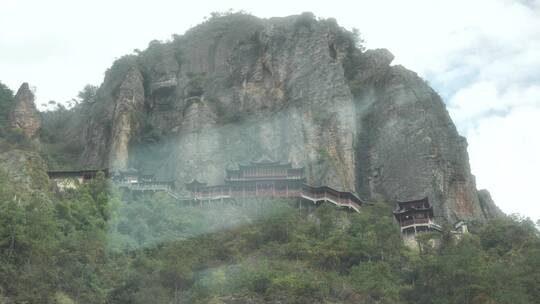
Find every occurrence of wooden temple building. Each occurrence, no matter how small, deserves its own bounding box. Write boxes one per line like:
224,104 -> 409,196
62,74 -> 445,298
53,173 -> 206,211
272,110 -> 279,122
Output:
393,197 -> 442,234
186,158 -> 363,212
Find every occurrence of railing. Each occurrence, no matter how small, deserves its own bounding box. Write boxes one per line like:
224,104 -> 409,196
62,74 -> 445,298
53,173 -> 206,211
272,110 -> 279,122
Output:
300,185 -> 362,213
399,219 -> 442,232
116,182 -> 172,192
190,184 -> 362,212
113,180 -> 364,213
400,218 -> 429,227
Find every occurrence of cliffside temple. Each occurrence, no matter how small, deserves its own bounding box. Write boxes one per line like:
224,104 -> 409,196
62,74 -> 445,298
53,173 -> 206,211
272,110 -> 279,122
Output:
393,197 -> 469,247
46,162 -> 470,237
47,158 -> 364,212
186,159 -> 364,212
393,197 -> 442,234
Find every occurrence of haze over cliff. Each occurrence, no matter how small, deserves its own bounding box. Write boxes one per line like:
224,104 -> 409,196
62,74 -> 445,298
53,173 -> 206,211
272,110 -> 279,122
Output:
41,12 -> 501,224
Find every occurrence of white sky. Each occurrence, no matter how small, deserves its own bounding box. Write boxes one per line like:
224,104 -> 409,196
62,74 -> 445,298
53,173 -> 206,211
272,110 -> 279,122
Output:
1,0 -> 539,221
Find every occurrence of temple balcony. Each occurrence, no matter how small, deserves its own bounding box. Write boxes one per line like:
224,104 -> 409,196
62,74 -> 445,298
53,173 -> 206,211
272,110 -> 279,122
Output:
400,218 -> 442,233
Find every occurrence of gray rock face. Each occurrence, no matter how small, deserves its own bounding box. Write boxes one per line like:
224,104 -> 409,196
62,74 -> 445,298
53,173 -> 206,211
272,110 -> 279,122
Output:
10,83 -> 41,139
77,13 -> 501,223
108,67 -> 145,172
354,61 -> 487,223
477,189 -> 505,219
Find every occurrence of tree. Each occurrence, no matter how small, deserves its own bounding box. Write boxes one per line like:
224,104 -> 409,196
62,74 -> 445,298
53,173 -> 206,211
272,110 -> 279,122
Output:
350,262 -> 402,303
77,85 -> 98,104
0,81 -> 14,135
351,28 -> 366,51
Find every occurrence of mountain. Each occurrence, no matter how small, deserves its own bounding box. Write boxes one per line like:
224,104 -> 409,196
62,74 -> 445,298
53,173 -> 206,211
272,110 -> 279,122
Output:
3,12 -> 540,304
45,12 -> 499,224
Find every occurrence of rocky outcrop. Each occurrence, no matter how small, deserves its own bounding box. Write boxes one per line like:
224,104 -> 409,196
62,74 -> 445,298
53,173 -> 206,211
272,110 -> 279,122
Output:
478,189 -> 504,219
9,83 -> 40,140
76,13 -> 501,223
353,52 -> 489,223
108,67 -> 145,172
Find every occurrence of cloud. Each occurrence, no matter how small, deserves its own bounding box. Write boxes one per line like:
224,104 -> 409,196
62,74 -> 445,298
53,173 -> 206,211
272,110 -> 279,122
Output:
448,83 -> 540,131
404,0 -> 540,221
466,107 -> 540,220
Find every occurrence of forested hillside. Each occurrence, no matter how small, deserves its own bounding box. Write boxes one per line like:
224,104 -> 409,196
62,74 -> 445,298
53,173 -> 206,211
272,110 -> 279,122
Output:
0,169 -> 538,303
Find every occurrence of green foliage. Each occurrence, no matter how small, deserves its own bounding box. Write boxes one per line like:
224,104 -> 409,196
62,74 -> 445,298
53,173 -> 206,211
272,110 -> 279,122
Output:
350,262 -> 402,303
184,11 -> 262,49
102,55 -> 138,100
478,215 -> 538,256
327,26 -> 367,96
5,127 -> 25,143
294,12 -> 316,30
0,165 -> 539,303
185,72 -> 206,98
0,81 -> 14,137
77,84 -> 98,104
40,103 -> 85,170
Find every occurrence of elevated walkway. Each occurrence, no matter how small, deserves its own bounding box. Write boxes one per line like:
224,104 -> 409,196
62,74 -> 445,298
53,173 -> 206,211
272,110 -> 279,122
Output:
190,184 -> 364,213
300,184 -> 362,213
115,181 -> 364,213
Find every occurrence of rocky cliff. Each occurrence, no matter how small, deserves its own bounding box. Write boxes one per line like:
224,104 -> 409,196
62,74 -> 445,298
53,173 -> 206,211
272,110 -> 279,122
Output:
76,13 -> 501,223
108,67 -> 145,171
9,83 -> 40,140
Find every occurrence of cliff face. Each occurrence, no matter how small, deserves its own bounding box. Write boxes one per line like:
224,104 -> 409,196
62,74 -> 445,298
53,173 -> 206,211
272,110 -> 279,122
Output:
352,56 -> 488,223
10,83 -> 40,140
477,189 -> 505,219
108,68 -> 145,171
77,13 -> 499,222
